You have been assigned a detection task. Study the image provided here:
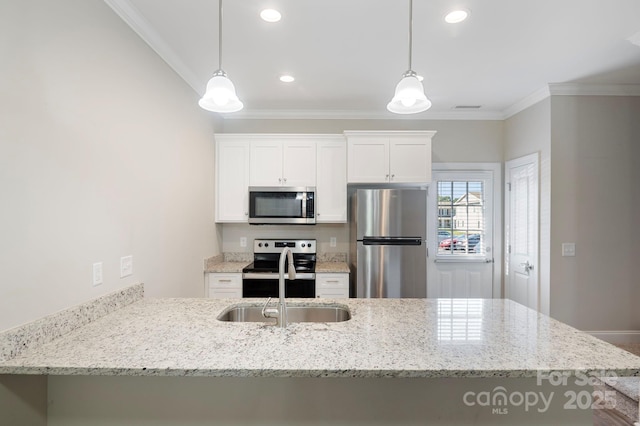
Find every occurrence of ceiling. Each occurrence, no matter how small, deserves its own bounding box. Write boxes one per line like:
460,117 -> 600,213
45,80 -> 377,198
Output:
106,0 -> 640,120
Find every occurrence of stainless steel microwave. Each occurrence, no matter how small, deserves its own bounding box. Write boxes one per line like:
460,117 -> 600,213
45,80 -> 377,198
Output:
248,187 -> 316,225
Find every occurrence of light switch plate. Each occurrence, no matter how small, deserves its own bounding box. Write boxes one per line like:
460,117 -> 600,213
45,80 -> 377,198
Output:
561,243 -> 576,257
92,262 -> 103,286
120,255 -> 133,278
240,237 -> 247,248
330,237 -> 337,248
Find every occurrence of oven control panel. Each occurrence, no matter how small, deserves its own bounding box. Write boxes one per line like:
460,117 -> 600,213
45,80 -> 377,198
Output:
253,239 -> 316,254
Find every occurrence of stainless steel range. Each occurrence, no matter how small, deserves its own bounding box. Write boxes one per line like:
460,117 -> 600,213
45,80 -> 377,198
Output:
242,239 -> 316,298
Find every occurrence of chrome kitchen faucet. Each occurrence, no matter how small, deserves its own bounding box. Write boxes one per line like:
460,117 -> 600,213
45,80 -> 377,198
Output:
261,246 -> 296,327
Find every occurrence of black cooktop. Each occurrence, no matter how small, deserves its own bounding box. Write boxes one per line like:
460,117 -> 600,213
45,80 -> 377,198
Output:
242,258 -> 315,274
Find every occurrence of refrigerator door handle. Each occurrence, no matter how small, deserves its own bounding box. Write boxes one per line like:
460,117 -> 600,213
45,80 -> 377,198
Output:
362,237 -> 423,246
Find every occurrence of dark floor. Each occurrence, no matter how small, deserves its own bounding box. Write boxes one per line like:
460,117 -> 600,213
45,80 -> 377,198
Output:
592,344 -> 640,426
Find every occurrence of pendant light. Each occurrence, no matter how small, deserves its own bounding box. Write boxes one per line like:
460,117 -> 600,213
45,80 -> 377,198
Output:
199,0 -> 243,113
387,0 -> 432,114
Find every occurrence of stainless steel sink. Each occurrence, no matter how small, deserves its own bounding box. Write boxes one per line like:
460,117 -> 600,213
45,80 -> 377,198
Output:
217,303 -> 351,323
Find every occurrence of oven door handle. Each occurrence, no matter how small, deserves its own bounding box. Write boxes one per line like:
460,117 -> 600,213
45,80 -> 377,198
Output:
242,272 -> 316,280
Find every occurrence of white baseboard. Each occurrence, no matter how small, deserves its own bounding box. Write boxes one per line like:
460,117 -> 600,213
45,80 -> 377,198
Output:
585,330 -> 640,344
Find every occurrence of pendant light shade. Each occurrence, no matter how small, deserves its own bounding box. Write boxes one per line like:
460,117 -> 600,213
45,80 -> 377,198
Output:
199,0 -> 243,113
387,70 -> 431,114
387,0 -> 431,114
199,70 -> 243,112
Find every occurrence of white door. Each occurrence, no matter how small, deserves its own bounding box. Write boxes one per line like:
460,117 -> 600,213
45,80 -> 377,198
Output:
505,153 -> 539,310
427,167 -> 499,298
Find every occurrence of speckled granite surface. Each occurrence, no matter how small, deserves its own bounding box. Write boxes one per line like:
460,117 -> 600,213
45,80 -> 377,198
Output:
0,283 -> 143,363
2,298 -> 639,379
206,262 -> 249,273
317,252 -> 347,262
315,262 -> 350,273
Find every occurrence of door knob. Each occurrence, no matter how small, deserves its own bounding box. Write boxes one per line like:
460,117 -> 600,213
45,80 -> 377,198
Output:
520,261 -> 534,272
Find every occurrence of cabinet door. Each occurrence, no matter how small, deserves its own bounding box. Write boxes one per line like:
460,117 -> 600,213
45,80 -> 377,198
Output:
282,139 -> 316,186
316,138 -> 347,222
316,273 -> 350,298
249,140 -> 283,186
215,139 -> 250,222
389,136 -> 431,183
347,136 -> 389,183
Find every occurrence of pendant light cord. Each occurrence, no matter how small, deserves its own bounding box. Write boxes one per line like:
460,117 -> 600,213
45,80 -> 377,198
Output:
408,0 -> 413,71
218,0 -> 223,70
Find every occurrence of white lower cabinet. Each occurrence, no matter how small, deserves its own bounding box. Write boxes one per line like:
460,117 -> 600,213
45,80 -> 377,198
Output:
207,273 -> 242,298
315,273 -> 350,298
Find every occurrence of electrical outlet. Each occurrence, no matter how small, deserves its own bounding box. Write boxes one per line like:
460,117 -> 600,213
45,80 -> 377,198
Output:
92,262 -> 103,287
240,237 -> 247,248
330,237 -> 337,248
120,255 -> 133,278
561,243 -> 576,257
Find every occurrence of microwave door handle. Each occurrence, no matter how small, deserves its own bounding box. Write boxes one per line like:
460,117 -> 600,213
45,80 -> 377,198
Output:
301,192 -> 306,217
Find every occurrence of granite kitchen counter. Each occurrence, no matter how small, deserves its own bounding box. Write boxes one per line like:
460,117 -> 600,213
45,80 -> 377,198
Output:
204,261 -> 249,273
2,297 -> 639,379
315,261 -> 350,273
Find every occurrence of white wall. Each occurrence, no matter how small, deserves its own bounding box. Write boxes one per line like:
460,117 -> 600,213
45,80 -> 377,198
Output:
504,99 -> 552,315
219,118 -> 504,251
549,96 -> 640,332
0,0 -> 219,332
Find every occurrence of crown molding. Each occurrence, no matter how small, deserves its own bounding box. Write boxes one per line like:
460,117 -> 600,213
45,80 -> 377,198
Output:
501,86 -> 551,119
548,83 -> 640,96
103,0 -> 202,94
220,109 -> 505,121
501,83 -> 640,119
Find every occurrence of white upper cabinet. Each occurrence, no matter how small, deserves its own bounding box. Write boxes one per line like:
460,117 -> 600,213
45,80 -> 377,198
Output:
249,139 -> 282,186
215,136 -> 250,222
249,136 -> 316,187
345,131 -> 435,183
316,136 -> 347,222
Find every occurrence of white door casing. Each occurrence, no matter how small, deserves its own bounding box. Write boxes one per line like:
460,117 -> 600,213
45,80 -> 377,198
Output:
427,164 -> 502,299
505,153 -> 539,311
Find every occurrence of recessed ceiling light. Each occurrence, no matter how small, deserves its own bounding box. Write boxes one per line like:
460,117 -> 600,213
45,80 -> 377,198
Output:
260,9 -> 281,23
444,9 -> 469,24
279,75 -> 295,83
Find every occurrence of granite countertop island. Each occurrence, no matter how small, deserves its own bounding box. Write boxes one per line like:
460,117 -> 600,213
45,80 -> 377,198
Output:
2,296 -> 639,378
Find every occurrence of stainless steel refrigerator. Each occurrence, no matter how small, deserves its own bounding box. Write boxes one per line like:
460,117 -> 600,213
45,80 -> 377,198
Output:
349,187 -> 427,298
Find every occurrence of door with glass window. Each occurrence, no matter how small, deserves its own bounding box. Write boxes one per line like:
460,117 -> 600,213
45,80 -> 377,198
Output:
427,170 -> 496,298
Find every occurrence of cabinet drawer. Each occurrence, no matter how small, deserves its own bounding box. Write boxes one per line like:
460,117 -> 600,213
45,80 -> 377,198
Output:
316,273 -> 349,288
208,272 -> 242,297
209,288 -> 242,299
316,273 -> 349,298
